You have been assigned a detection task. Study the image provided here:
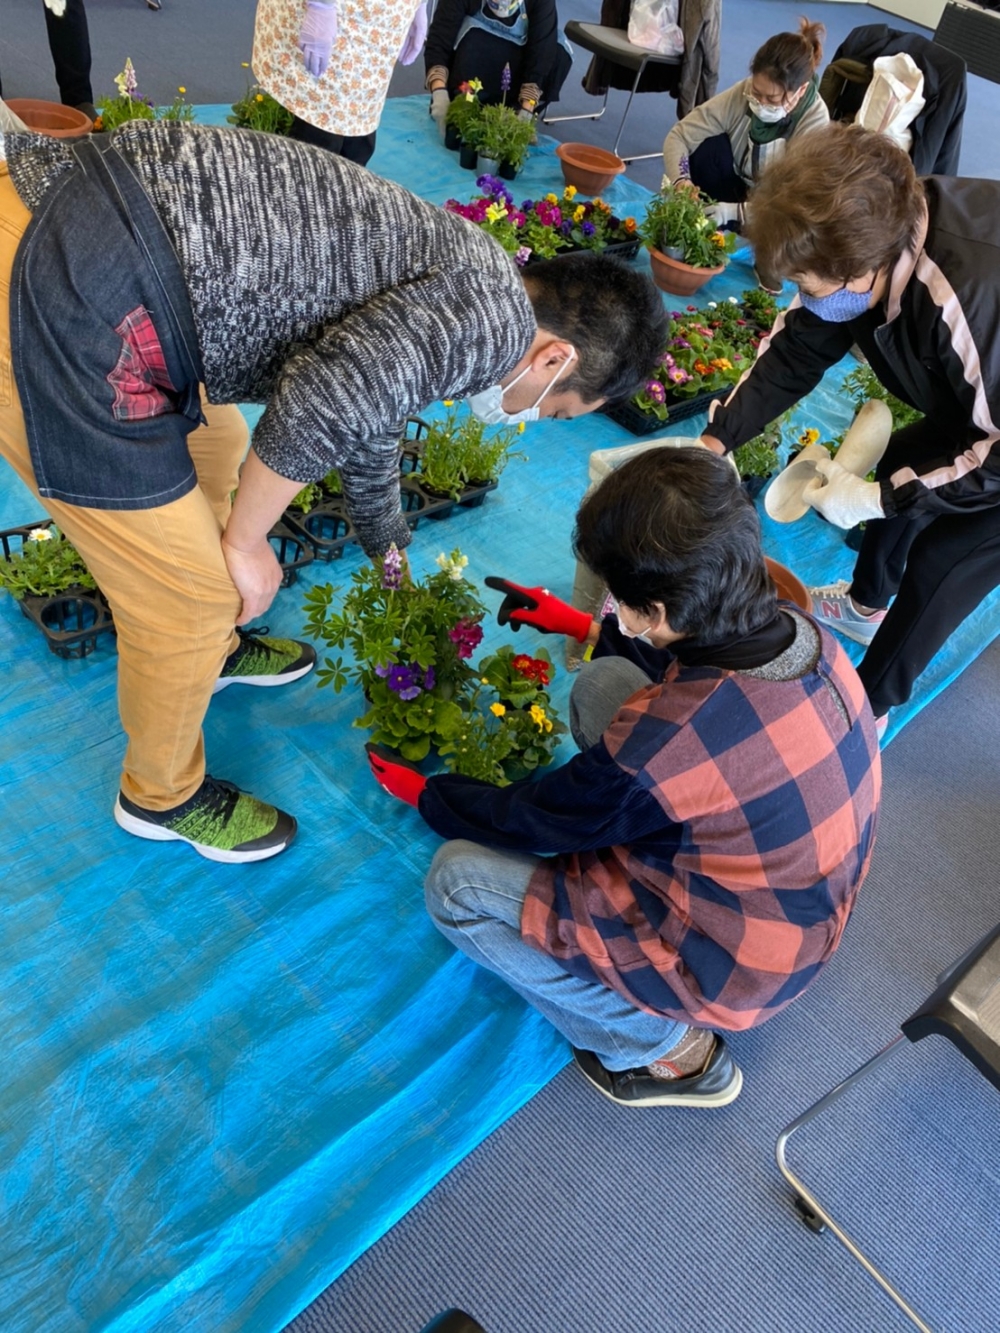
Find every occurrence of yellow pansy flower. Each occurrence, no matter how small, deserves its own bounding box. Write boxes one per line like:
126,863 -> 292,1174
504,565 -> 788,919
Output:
490,703 -> 506,718
799,427 -> 821,446
564,185 -> 578,200
486,202 -> 508,223
573,205 -> 585,223
545,193 -> 558,205
529,704 -> 552,732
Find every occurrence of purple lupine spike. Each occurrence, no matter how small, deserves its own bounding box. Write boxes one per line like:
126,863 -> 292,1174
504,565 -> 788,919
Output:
501,63 -> 512,95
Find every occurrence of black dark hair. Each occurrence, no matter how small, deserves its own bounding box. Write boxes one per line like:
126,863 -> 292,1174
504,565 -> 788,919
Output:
572,447 -> 777,642
523,253 -> 669,404
751,18 -> 825,93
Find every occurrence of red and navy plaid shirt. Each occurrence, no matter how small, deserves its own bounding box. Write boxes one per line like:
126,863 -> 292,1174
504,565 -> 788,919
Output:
420,625 -> 881,1032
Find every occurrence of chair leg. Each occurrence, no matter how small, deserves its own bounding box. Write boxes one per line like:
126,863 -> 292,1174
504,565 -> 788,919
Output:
611,59 -> 664,163
775,1034 -> 933,1333
542,88 -> 610,127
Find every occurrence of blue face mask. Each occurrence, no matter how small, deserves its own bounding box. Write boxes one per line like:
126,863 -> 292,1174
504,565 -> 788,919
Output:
798,282 -> 874,323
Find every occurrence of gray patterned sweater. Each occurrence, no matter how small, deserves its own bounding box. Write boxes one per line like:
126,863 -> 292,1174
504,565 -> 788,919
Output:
5,122 -> 536,556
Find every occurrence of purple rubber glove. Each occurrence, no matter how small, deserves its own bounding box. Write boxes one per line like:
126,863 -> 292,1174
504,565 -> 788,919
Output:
398,1 -> 428,66
299,0 -> 338,78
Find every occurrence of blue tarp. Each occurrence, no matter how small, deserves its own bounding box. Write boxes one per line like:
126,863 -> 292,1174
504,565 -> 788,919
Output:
2,97 -> 998,1333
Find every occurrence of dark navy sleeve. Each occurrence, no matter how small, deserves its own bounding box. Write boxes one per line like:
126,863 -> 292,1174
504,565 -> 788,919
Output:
417,737 -> 667,854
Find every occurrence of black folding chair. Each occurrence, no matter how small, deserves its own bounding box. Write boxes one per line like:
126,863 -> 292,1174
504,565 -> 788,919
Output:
775,922 -> 1000,1331
543,20 -> 681,162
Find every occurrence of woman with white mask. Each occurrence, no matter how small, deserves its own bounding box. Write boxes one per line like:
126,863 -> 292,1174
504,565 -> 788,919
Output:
662,18 -> 829,292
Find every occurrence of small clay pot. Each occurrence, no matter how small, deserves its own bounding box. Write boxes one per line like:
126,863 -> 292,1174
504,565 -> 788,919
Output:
647,246 -> 725,297
555,142 -> 626,194
6,98 -> 92,138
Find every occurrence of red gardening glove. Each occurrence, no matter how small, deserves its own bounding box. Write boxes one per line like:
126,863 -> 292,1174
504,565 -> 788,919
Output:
366,743 -> 427,808
484,576 -> 593,642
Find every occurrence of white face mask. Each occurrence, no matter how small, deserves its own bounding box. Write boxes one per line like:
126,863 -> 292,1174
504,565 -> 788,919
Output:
613,598 -> 656,646
467,346 -> 577,426
747,97 -> 789,124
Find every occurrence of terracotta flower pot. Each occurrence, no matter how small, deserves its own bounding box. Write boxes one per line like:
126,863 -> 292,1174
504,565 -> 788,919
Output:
6,98 -> 92,138
764,556 -> 813,615
555,142 -> 626,195
647,246 -> 725,297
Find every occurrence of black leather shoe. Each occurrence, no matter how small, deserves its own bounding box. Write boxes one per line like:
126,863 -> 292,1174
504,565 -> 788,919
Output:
572,1037 -> 742,1108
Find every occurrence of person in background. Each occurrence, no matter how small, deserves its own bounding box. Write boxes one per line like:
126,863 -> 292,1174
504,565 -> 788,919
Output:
253,0 -> 430,167
700,122 -> 1000,740
0,0 -> 96,122
0,121 -> 666,863
425,0 -> 572,136
368,448 -> 881,1109
662,17 -> 828,292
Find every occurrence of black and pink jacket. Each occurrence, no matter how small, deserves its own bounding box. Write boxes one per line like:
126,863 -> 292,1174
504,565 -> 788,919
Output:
708,176 -> 1000,520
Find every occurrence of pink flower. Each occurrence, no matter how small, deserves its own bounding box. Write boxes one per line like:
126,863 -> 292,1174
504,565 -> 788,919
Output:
448,618 -> 484,659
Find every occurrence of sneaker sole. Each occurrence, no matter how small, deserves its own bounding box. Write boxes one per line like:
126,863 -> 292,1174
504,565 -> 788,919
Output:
212,660 -> 315,694
814,618 -> 882,647
113,797 -> 294,863
579,1061 -> 743,1109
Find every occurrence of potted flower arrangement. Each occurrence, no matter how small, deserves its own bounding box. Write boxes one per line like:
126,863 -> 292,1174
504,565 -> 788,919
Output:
95,59 -> 194,132
445,179 -> 639,267
303,548 -> 567,778
228,68 -> 293,135
437,645 -> 566,784
0,522 -> 114,658
610,291 -> 779,435
444,78 -> 485,166
638,178 -> 736,296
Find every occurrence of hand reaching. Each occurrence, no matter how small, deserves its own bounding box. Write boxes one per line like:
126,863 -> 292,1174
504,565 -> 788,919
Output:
484,576 -> 594,642
366,743 -> 427,807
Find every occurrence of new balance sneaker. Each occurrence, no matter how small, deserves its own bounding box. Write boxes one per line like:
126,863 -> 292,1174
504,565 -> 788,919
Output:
213,626 -> 316,694
809,580 -> 887,646
114,777 -> 296,863
572,1036 -> 743,1109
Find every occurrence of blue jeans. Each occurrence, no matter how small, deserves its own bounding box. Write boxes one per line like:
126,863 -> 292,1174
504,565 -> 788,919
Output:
424,658 -> 687,1071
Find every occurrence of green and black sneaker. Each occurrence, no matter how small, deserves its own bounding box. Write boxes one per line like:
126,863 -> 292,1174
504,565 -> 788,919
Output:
114,777 -> 296,863
213,625 -> 316,694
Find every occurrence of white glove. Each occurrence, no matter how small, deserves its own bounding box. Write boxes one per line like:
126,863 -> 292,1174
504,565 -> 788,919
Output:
517,107 -> 534,122
398,2 -> 429,65
430,88 -> 450,138
803,456 -> 884,529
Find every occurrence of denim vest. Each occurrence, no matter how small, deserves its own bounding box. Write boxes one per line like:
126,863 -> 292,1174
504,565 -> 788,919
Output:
10,136 -> 205,510
456,3 -> 572,57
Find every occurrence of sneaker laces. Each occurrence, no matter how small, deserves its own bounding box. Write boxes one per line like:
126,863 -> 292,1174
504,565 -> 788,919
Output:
197,776 -> 244,822
810,579 -> 853,599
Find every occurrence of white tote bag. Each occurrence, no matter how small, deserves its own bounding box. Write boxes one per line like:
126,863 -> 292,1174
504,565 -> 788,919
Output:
627,0 -> 685,57
857,53 -> 926,155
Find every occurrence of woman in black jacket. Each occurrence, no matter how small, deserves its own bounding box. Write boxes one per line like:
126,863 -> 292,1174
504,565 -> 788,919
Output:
424,0 -> 571,134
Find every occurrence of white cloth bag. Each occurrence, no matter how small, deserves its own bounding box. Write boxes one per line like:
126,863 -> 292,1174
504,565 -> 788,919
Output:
857,53 -> 926,155
627,0 -> 685,57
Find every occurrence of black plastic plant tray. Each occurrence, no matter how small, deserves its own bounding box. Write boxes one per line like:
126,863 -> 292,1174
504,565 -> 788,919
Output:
268,519 -> 314,587
282,500 -> 357,562
603,389 -> 717,437
0,519 -> 116,658
19,586 -> 115,659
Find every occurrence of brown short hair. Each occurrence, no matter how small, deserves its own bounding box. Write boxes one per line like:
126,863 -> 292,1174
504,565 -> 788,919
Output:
751,17 -> 825,92
745,123 -> 925,284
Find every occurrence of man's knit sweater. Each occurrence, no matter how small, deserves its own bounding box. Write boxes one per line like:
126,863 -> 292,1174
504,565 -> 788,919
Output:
5,122 -> 536,556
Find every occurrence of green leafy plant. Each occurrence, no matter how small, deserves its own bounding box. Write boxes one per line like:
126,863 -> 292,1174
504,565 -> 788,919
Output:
417,408 -> 525,498
639,181 -> 737,269
95,59 -> 195,131
0,526 -> 97,600
303,547 -> 485,762
474,103 -> 535,170
438,646 -> 566,785
228,67 -> 293,134
841,364 -> 924,433
445,77 -> 485,145
289,468 -> 342,512
733,425 -> 781,481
